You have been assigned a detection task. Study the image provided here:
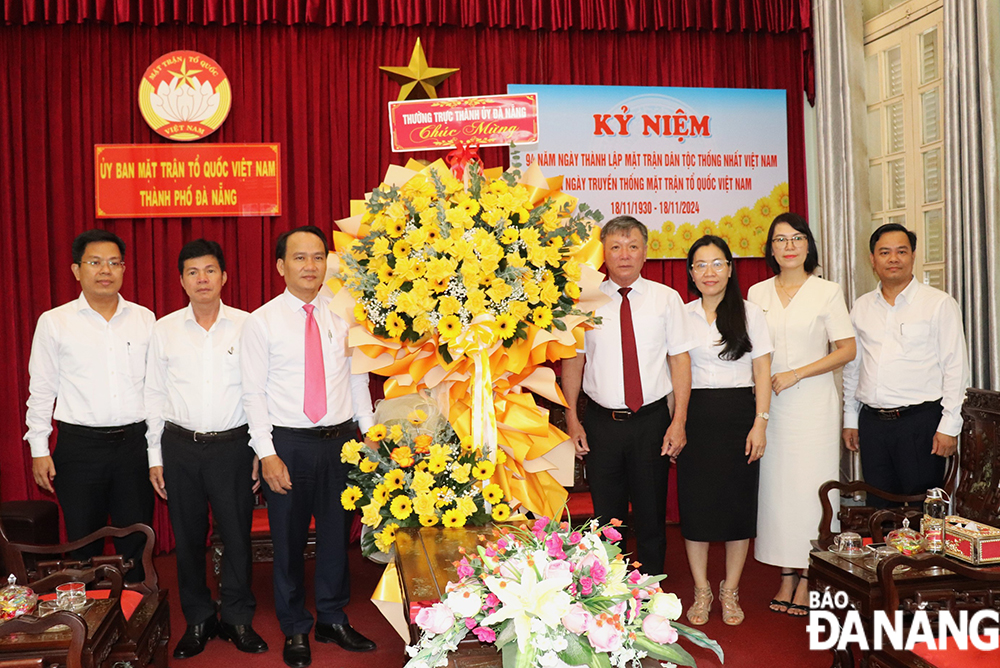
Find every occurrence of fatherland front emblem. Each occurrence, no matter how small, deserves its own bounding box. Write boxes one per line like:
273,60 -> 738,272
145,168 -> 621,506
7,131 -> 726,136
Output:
138,51 -> 232,141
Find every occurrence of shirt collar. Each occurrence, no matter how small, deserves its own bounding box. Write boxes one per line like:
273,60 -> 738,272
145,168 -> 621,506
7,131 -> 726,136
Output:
182,302 -> 231,329
605,276 -> 646,296
281,288 -> 321,313
75,292 -> 127,318
876,275 -> 918,306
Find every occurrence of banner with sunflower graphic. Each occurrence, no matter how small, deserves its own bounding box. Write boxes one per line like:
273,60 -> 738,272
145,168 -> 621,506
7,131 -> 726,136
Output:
508,84 -> 790,258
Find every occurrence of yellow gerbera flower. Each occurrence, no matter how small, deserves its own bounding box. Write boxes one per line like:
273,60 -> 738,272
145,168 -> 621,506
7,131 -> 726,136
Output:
353,302 -> 368,323
427,455 -> 447,474
531,306 -> 553,329
366,424 -> 387,442
393,239 -> 412,258
385,312 -> 407,339
472,460 -> 496,480
457,199 -> 481,217
499,227 -> 519,245
442,508 -> 467,528
372,483 -> 389,505
437,315 -> 462,342
390,495 -> 413,520
483,483 -> 504,504
407,409 -> 427,425
491,503 -> 511,522
384,468 -> 406,491
359,458 -> 378,474
340,486 -> 362,511
387,219 -> 406,238
495,313 -> 518,340
375,522 -> 399,552
419,513 -> 439,527
460,436 -> 476,453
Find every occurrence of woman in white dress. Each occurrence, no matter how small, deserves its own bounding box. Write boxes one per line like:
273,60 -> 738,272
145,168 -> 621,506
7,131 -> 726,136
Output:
747,213 -> 856,616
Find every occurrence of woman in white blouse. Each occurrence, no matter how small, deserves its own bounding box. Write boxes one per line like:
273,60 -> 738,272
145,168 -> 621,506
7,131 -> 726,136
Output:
748,213 -> 856,617
677,235 -> 772,626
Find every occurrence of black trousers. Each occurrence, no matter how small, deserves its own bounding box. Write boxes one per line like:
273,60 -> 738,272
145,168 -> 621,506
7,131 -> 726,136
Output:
583,397 -> 670,575
263,427 -> 353,636
161,427 -> 256,626
859,401 -> 947,509
52,422 -> 154,582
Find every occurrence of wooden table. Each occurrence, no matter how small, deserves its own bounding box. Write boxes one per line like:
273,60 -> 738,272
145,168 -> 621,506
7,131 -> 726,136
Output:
0,598 -> 125,668
809,549 -> 976,668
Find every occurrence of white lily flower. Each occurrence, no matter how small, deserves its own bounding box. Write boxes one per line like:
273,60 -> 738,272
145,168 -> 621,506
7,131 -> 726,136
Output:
481,567 -> 573,651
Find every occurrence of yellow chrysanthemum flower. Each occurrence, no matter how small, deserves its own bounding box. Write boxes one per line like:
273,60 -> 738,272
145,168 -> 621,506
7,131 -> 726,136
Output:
359,458 -> 378,474
411,471 -> 435,496
442,508 -> 467,528
367,424 -> 387,442
647,229 -> 666,259
384,468 -> 406,491
456,496 -> 477,517
483,483 -> 504,505
451,463 -> 472,484
771,182 -> 791,212
437,315 -> 462,342
419,513 -> 439,527
361,502 -> 382,528
696,219 -> 716,237
413,492 -> 437,516
472,460 -> 496,480
531,306 -> 553,329
340,439 -> 363,465
754,195 -> 778,222
390,495 -> 413,520
733,207 -> 754,233
491,503 -> 511,522
341,486 -> 362,511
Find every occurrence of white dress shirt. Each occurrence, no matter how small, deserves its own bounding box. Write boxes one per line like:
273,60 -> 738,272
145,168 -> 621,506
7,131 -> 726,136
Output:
686,299 -> 773,389
24,294 -> 155,457
582,277 -> 696,410
241,289 -> 375,459
843,277 -> 970,436
145,303 -> 250,468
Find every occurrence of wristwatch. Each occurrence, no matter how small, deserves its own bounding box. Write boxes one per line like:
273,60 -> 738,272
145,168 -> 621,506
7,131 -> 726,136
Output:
756,412 -> 769,421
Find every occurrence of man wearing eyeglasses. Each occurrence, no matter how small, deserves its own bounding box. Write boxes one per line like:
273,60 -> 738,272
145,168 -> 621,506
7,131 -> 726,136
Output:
562,215 -> 695,576
24,228 -> 155,580
842,223 -> 970,506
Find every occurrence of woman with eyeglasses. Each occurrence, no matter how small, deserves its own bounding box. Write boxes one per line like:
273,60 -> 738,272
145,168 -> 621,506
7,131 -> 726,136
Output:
748,213 -> 856,616
677,235 -> 772,626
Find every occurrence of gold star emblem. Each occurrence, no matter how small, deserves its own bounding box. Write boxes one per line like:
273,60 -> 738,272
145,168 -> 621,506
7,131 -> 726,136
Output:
379,38 -> 459,101
167,61 -> 204,90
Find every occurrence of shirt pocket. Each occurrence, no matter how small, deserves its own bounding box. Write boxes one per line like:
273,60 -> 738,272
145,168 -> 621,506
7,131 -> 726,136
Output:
129,341 -> 149,381
898,321 -> 932,358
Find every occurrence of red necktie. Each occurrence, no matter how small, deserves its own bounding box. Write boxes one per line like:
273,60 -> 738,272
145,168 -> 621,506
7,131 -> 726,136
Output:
303,304 -> 327,423
619,287 -> 643,412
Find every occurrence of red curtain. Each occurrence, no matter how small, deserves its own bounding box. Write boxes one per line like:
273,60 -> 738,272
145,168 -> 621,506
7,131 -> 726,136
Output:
0,5 -> 811,550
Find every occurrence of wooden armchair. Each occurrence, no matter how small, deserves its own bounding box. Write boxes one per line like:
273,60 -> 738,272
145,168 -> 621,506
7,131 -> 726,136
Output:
0,522 -> 169,668
0,611 -> 89,668
867,552 -> 1000,668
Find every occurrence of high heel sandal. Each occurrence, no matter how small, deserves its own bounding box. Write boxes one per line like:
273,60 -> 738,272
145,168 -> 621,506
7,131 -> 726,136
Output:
769,571 -> 799,614
686,585 -> 713,626
719,580 -> 744,626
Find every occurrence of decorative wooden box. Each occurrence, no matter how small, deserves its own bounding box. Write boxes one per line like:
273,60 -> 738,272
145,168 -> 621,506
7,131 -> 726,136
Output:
943,515 -> 1000,565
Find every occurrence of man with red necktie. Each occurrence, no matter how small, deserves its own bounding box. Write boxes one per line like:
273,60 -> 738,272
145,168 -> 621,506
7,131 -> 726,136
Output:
562,216 -> 695,576
241,226 -> 377,667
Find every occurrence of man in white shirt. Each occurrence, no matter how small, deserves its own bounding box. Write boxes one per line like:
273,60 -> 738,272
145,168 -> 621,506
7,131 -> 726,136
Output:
241,225 -> 377,667
562,216 -> 694,575
843,223 -> 970,506
25,229 -> 155,580
145,240 -> 267,659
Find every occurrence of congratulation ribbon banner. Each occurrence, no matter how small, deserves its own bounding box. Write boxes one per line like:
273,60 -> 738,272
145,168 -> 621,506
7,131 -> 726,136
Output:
327,158 -> 608,520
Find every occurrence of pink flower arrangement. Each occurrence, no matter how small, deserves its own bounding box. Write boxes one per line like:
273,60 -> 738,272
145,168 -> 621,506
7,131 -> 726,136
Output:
404,517 -> 723,668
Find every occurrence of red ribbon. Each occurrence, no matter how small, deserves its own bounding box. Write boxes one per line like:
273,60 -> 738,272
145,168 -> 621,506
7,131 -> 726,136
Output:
446,142 -> 481,179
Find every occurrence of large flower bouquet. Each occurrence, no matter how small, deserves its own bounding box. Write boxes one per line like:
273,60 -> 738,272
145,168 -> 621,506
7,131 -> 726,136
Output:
340,157 -> 601,358
404,517 -> 724,668
341,395 -> 512,557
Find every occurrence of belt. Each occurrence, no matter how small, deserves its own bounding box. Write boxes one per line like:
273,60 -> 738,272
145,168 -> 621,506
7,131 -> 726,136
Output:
164,422 -> 249,444
56,421 -> 146,442
861,400 -> 941,421
586,396 -> 668,422
273,420 -> 358,439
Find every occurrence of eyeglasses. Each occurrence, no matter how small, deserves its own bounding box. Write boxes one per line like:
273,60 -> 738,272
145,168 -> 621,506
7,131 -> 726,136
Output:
79,259 -> 125,270
691,260 -> 730,274
772,235 -> 808,246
